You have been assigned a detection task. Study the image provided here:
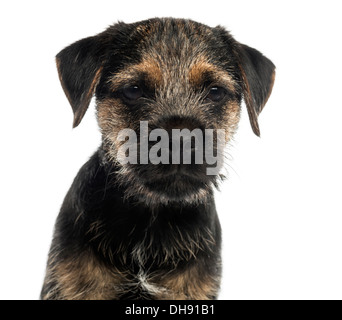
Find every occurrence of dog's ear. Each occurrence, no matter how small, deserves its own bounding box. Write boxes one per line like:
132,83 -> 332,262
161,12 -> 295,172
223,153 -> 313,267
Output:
236,44 -> 275,136
56,35 -> 107,128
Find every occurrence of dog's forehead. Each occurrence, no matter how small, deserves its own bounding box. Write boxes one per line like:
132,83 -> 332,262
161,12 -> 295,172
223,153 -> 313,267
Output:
136,19 -> 212,43
132,19 -> 217,62
108,19 -> 236,89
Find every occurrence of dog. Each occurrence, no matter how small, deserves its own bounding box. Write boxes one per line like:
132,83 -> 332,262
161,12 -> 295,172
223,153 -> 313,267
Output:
41,18 -> 275,300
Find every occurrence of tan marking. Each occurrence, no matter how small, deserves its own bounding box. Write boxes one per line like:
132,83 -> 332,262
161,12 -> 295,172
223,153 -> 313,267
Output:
154,264 -> 220,300
109,58 -> 163,90
86,67 -> 104,102
42,251 -> 126,300
189,57 -> 236,92
223,101 -> 241,142
96,97 -> 135,162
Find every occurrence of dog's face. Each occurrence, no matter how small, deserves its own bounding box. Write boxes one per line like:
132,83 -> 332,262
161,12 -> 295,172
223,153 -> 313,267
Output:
56,18 -> 275,206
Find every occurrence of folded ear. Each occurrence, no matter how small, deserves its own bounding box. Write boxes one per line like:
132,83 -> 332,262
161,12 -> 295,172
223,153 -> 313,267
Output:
237,44 -> 275,136
56,35 -> 106,128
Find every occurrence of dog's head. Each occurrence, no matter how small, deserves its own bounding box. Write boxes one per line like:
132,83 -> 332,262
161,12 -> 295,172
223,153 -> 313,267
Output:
56,18 -> 275,205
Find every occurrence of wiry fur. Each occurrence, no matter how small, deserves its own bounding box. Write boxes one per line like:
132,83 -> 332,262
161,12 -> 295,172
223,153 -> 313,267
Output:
41,18 -> 275,300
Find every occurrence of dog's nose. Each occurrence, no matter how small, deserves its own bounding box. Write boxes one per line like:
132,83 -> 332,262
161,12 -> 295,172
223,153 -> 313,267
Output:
145,116 -> 207,166
157,115 -> 204,132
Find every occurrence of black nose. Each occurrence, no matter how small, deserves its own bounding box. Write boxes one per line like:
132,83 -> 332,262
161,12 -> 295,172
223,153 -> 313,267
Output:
157,115 -> 204,132
159,116 -> 205,165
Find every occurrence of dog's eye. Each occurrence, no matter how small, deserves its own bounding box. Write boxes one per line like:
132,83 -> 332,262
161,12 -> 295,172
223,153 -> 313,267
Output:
122,86 -> 143,101
205,87 -> 227,102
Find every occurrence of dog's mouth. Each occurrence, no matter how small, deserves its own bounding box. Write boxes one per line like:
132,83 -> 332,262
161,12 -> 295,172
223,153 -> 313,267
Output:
118,161 -> 219,205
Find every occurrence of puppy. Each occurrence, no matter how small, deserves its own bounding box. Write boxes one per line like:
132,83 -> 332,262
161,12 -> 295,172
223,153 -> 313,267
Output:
41,18 -> 275,300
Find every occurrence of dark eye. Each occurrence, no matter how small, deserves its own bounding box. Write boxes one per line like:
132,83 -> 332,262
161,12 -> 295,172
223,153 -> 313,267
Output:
205,87 -> 227,102
122,85 -> 143,101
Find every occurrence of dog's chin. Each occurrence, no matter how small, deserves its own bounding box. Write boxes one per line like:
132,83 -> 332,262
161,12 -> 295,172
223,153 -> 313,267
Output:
117,164 -> 218,206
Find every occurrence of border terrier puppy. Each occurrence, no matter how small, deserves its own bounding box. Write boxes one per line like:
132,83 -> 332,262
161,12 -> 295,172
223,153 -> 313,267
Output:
41,18 -> 275,300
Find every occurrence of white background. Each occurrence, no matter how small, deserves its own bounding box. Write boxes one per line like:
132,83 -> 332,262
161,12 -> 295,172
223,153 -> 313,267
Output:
1,0 -> 341,300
